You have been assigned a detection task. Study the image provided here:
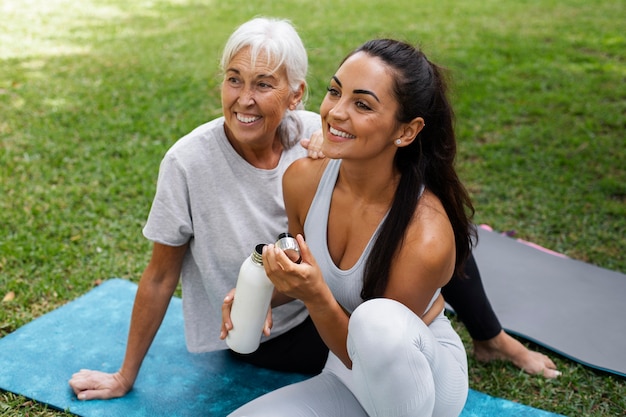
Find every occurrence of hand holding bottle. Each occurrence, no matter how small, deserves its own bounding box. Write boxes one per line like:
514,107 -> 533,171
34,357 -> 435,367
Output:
220,287 -> 273,341
222,244 -> 274,354
262,234 -> 328,306
221,234 -> 301,354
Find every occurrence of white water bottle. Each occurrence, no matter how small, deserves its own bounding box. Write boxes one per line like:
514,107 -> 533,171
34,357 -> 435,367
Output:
226,243 -> 274,354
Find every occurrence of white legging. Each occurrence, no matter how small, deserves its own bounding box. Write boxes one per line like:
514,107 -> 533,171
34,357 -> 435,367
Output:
228,298 -> 468,417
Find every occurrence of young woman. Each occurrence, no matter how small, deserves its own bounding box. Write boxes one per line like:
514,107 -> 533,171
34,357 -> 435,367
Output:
227,38 -> 475,417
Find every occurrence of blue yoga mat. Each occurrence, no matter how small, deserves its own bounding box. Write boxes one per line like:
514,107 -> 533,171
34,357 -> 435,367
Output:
0,278 -> 564,417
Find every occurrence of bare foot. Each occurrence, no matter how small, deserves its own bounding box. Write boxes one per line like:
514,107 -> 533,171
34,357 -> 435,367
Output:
473,330 -> 561,378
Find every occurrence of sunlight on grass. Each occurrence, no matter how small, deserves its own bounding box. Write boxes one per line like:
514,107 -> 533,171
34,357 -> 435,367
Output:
1,0 -> 624,416
1,0 -> 104,59
0,0 -> 211,59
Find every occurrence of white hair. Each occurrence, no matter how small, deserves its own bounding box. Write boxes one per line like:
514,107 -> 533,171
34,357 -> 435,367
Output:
220,17 -> 308,148
220,17 -> 308,108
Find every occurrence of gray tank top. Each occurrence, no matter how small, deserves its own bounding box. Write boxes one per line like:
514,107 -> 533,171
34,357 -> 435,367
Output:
303,159 -> 440,315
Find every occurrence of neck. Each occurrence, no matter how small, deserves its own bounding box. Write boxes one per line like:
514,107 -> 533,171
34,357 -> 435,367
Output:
224,127 -> 283,169
336,159 -> 400,205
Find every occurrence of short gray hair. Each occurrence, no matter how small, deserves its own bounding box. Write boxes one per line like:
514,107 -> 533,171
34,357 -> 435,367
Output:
220,17 -> 309,148
220,17 -> 307,105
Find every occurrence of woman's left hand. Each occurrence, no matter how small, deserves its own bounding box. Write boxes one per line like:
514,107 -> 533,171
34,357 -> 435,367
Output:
262,234 -> 326,304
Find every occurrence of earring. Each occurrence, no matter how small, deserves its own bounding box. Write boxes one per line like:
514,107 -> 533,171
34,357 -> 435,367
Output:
395,139 -> 402,146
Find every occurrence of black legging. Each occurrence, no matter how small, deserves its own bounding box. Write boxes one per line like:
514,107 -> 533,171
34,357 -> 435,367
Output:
229,316 -> 328,374
232,252 -> 501,374
441,252 -> 502,341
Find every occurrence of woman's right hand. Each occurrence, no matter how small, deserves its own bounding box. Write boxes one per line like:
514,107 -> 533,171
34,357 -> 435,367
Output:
262,235 -> 327,305
69,369 -> 132,400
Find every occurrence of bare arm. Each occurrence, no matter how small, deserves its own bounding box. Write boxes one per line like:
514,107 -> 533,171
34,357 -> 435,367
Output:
383,190 -> 456,318
263,236 -> 351,367
69,242 -> 188,400
263,158 -> 352,365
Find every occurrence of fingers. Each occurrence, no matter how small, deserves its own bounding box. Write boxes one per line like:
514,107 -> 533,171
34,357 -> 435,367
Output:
75,389 -> 98,401
542,356 -> 561,378
262,235 -> 318,277
308,149 -> 325,160
295,234 -> 316,267
262,244 -> 297,296
263,307 -> 273,337
220,289 -> 236,339
543,367 -> 562,378
75,387 -> 114,401
301,130 -> 326,159
68,370 -> 130,400
68,370 -> 90,396
263,244 -> 290,272
523,351 -> 561,378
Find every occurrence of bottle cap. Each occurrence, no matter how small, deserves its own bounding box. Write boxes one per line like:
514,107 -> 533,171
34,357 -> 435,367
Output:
275,233 -> 301,263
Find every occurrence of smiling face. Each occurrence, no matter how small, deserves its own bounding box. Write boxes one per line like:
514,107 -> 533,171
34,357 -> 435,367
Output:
319,51 -> 406,161
221,47 -> 303,149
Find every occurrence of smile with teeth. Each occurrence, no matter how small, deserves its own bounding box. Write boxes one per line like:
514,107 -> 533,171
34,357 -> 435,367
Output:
236,113 -> 261,123
329,126 -> 355,139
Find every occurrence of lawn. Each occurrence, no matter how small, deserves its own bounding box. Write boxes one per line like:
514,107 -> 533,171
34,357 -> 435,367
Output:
1,0 -> 624,416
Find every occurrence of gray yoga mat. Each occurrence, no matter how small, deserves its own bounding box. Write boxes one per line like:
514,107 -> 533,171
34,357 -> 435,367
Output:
0,278 -> 565,416
472,226 -> 626,377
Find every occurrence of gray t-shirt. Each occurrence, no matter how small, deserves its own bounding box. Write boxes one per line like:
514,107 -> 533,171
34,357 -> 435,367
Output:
143,110 -> 321,352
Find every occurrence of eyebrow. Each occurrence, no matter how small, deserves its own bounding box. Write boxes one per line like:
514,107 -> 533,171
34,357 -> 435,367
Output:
226,68 -> 278,81
332,75 -> 380,103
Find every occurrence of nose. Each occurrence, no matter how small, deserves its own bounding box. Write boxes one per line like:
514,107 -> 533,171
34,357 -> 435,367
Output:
238,85 -> 255,106
328,98 -> 348,120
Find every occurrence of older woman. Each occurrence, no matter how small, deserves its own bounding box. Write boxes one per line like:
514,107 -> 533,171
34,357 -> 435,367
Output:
69,17 -> 328,400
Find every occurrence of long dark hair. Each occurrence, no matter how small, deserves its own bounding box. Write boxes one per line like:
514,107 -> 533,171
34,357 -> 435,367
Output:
353,39 -> 476,300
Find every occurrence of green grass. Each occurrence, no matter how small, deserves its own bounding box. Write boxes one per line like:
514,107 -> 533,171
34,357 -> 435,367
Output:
1,0 -> 624,415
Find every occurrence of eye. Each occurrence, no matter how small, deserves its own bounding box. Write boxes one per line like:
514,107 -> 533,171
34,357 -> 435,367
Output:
356,100 -> 372,111
326,86 -> 340,97
258,82 -> 273,89
226,76 -> 241,85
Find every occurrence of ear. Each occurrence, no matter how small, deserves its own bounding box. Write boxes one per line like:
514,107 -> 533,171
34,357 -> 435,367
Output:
395,117 -> 425,147
289,82 -> 306,110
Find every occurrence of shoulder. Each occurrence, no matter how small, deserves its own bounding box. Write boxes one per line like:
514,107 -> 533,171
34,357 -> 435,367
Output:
283,158 -> 329,222
413,190 -> 455,254
402,190 -> 456,284
166,118 -> 225,158
284,157 -> 329,190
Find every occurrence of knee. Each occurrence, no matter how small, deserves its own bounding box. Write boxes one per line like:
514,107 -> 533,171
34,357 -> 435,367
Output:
348,299 -> 413,360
